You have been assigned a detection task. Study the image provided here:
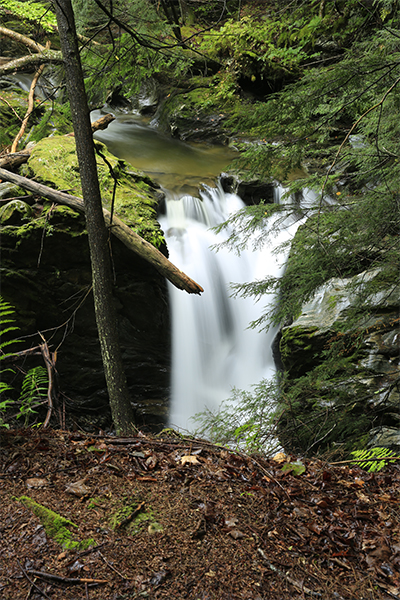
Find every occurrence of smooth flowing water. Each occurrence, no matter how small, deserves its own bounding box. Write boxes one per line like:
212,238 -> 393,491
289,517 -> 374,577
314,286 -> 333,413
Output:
93,111 -> 300,432
92,110 -> 237,197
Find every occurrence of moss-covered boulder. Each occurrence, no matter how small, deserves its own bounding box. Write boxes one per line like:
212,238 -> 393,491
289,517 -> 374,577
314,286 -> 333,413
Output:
1,137 -> 170,430
22,135 -> 166,247
154,84 -> 232,145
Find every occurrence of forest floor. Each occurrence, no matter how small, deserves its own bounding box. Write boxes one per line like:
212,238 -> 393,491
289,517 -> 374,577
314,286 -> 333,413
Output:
0,428 -> 399,600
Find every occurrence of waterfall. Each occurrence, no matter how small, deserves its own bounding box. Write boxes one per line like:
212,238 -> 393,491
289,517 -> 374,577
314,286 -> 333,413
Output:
160,184 -> 304,432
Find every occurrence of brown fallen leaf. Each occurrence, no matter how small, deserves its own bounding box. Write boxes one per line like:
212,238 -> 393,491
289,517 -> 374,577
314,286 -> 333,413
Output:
26,478 -> 50,489
181,455 -> 200,465
272,452 -> 288,464
229,529 -> 245,539
65,479 -> 91,497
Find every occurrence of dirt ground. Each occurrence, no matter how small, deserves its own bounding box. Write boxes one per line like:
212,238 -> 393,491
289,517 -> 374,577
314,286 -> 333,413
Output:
0,428 -> 399,600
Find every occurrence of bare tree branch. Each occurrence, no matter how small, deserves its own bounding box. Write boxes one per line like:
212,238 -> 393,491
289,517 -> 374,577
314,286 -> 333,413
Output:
11,61 -> 46,153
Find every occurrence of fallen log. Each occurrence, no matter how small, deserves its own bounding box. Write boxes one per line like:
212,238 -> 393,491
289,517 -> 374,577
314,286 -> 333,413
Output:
0,167 -> 204,295
0,150 -> 31,170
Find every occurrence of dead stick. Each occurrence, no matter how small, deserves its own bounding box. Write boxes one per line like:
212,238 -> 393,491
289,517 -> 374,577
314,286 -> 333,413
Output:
39,336 -> 56,428
26,570 -> 108,585
11,61 -> 46,153
0,167 -> 204,294
115,501 -> 145,529
17,560 -> 53,600
257,548 -> 324,598
98,551 -> 129,579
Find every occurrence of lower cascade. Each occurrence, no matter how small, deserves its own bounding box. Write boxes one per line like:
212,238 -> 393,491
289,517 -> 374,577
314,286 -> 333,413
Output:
160,184 -> 301,432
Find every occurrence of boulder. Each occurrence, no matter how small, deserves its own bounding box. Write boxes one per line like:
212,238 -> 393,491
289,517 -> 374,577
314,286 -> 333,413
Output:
220,172 -> 275,205
1,137 -> 170,431
278,268 -> 400,453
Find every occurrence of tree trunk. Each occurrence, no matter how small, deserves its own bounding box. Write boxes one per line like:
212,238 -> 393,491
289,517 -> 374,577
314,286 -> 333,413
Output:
53,0 -> 136,435
159,0 -> 184,43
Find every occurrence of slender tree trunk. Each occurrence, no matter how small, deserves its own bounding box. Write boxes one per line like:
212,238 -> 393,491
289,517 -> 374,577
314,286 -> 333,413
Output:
159,0 -> 183,43
53,0 -> 136,434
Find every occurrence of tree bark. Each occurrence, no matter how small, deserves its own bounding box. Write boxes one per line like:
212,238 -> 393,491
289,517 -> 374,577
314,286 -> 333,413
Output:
53,0 -> 136,435
0,166 -> 203,293
0,26 -> 45,52
0,51 -> 63,75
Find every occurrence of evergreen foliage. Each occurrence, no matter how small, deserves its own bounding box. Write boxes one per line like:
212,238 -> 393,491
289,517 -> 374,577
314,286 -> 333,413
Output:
71,0 -> 196,106
193,377 -> 281,452
0,0 -> 57,32
216,0 -> 400,332
197,0 -> 400,455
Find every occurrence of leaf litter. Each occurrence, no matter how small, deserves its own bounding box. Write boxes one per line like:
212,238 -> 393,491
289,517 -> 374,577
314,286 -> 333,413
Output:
0,428 -> 399,600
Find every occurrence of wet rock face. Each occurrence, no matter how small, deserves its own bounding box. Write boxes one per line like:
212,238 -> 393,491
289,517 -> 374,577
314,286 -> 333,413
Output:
1,209 -> 170,431
220,173 -> 275,205
279,269 -> 400,451
153,86 -> 231,145
0,135 -> 170,430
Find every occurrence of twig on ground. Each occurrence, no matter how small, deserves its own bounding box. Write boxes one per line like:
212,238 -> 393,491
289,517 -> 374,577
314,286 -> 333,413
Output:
26,570 -> 108,585
258,548 -> 325,598
99,551 -> 129,580
17,560 -> 53,600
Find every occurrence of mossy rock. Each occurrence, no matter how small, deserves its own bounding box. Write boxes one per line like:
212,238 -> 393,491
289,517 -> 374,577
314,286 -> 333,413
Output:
156,84 -> 237,144
280,325 -> 326,378
0,200 -> 33,225
23,136 -> 165,247
1,197 -> 170,430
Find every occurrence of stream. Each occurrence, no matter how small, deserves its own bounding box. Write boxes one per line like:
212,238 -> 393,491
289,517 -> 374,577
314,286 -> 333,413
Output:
92,111 -> 298,432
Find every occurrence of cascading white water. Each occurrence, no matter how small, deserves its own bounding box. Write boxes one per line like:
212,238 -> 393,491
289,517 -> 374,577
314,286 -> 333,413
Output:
92,110 -> 319,432
160,184 -> 306,432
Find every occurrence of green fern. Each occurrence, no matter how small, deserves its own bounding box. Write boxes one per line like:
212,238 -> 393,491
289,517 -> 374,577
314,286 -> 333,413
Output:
351,447 -> 397,472
0,297 -> 20,427
17,366 -> 48,426
1,297 -> 49,428
0,297 -> 20,360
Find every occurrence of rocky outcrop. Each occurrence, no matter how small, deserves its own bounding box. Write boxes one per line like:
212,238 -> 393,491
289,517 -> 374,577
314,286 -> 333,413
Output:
152,84 -> 231,145
278,269 -> 400,453
220,172 -> 275,205
0,137 -> 170,431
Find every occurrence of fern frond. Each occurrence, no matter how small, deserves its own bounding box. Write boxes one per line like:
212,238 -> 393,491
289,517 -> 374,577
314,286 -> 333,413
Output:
19,366 -> 48,404
351,447 -> 397,472
0,297 -> 20,359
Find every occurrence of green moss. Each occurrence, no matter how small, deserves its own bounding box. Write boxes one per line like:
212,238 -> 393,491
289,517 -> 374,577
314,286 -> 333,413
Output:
17,496 -> 94,550
106,498 -> 162,535
0,90 -> 28,150
24,137 -> 164,247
